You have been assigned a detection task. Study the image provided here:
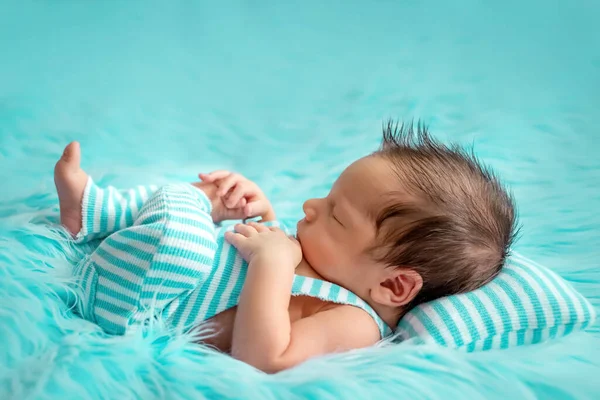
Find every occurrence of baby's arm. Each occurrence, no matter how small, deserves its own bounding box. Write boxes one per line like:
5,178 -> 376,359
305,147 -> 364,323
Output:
225,223 -> 380,373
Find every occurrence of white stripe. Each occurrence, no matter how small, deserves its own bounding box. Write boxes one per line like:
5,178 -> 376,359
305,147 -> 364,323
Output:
128,189 -> 140,220
135,209 -> 166,225
402,313 -> 430,342
142,284 -> 192,296
194,243 -> 232,322
98,276 -> 140,299
498,273 -> 534,331
153,253 -> 211,273
422,304 -> 455,347
96,291 -> 135,310
459,295 -> 487,346
166,221 -> 216,243
102,241 -> 150,270
318,282 -> 333,298
168,210 -> 213,231
470,290 -> 501,350
300,277 -> 313,294
160,236 -> 215,259
138,186 -> 149,203
93,253 -> 143,286
176,287 -> 203,328
524,329 -> 534,345
505,264 -> 553,341
487,280 -> 523,336
491,333 -> 503,350
337,287 -> 349,303
92,188 -> 104,233
213,253 -> 244,315
95,307 -> 127,326
109,233 -> 158,254
119,191 -> 129,228
146,266 -> 207,285
441,297 -> 472,347
106,187 -> 117,232
83,260 -> 95,305
512,253 -> 584,327
512,257 -> 572,328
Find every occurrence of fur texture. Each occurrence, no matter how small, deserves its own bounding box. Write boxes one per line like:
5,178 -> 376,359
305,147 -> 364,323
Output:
1,1 -> 599,398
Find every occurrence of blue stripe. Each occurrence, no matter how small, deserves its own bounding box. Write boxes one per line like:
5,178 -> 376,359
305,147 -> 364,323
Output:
481,285 -> 512,349
118,229 -> 159,244
99,268 -> 142,292
176,250 -> 220,327
202,244 -> 238,322
95,247 -> 147,278
226,260 -> 248,309
291,276 -> 304,293
104,237 -> 154,263
113,190 -> 125,231
432,302 -> 463,347
158,244 -> 217,262
310,279 -> 323,297
95,298 -> 131,316
464,292 -> 496,343
494,277 -> 528,332
151,260 -> 210,279
346,292 -> 357,305
327,283 -> 341,300
411,308 -> 447,346
140,291 -> 181,301
125,191 -> 134,227
97,283 -> 138,305
99,187 -> 110,234
94,314 -> 126,335
503,268 -> 547,341
86,182 -> 97,234
512,263 -> 561,330
448,296 -> 480,343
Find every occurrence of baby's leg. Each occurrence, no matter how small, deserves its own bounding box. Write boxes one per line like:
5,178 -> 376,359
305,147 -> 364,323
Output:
55,142 -> 157,243
74,184 -> 217,335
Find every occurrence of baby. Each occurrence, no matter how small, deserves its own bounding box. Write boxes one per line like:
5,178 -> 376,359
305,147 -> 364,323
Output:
54,122 -> 516,373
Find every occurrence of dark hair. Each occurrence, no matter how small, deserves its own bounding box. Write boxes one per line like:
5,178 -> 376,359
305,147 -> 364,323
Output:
368,120 -> 518,312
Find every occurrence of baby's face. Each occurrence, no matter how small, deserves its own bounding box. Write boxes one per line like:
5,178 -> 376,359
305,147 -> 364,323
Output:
297,156 -> 396,294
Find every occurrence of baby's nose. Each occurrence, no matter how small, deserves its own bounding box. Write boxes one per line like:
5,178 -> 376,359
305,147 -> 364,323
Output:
304,207 -> 317,222
303,200 -> 317,222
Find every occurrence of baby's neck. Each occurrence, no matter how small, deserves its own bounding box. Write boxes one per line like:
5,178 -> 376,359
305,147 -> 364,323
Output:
294,258 -> 325,280
294,258 -> 402,329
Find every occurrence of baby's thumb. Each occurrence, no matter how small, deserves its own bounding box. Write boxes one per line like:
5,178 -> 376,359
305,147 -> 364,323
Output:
244,200 -> 269,218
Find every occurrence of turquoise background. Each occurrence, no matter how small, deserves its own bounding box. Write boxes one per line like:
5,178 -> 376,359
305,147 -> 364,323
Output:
1,1 -> 598,398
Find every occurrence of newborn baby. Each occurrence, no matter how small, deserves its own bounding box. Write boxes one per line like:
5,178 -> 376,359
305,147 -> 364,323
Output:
54,122 -> 516,372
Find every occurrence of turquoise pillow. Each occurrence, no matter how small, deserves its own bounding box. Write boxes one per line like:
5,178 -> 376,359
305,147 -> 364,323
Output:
395,253 -> 596,351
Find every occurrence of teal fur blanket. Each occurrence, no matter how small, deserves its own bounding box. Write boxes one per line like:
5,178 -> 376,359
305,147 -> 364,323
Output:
1,1 -> 598,398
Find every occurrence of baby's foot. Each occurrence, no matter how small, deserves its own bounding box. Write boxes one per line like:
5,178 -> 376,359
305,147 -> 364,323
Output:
54,142 -> 88,236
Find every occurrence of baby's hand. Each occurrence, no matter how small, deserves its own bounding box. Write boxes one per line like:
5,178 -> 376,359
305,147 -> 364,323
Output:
225,222 -> 302,267
198,171 -> 276,222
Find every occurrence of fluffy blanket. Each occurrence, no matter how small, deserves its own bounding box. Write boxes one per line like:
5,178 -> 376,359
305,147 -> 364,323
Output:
1,1 -> 598,399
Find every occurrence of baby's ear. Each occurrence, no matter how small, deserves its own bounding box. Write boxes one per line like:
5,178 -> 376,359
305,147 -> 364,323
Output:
371,268 -> 423,307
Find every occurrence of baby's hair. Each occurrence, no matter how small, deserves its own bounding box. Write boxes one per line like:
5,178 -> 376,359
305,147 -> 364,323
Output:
369,120 -> 518,312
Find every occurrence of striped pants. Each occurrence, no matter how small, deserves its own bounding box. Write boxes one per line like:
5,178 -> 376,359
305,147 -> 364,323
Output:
72,178 -> 217,335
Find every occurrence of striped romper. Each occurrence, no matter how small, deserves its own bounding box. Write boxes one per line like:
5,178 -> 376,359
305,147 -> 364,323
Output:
71,178 -> 392,338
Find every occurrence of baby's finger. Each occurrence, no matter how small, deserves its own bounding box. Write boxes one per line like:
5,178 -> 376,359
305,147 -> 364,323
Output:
207,170 -> 232,180
247,221 -> 269,232
217,174 -> 240,196
234,223 -> 257,237
244,199 -> 269,218
224,231 -> 244,247
226,183 -> 248,208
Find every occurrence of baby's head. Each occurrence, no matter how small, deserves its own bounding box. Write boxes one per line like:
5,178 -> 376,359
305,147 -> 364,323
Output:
296,121 -> 517,324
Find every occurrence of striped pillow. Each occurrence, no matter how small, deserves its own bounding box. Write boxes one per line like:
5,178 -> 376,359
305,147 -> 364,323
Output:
395,253 -> 596,351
